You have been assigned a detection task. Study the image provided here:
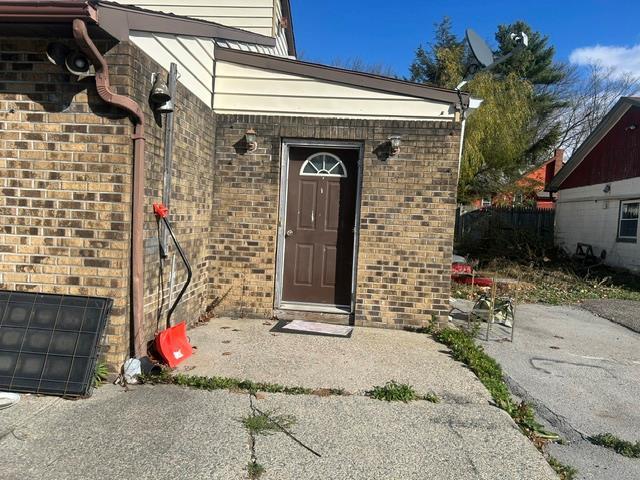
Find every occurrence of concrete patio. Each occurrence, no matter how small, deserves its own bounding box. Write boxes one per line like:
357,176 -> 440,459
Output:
179,318 -> 490,403
1,318 -> 557,480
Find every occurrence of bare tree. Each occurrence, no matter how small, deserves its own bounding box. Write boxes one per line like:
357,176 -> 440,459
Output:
329,56 -> 397,78
556,65 -> 640,154
296,51 -> 397,78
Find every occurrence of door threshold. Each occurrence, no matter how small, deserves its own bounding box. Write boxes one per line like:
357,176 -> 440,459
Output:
274,306 -> 353,326
278,302 -> 351,314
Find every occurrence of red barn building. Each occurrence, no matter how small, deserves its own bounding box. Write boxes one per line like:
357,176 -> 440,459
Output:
548,97 -> 640,271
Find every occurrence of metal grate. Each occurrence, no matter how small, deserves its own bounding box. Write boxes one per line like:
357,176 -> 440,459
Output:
0,290 -> 112,397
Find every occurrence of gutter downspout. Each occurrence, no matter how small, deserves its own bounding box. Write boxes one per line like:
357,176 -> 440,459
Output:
72,18 -> 146,358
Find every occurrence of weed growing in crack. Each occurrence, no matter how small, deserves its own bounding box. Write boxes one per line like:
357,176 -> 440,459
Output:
547,455 -> 577,480
589,433 -> 640,458
93,362 -> 108,387
421,392 -> 440,403
242,410 -> 297,436
247,461 -> 265,479
139,371 -> 315,395
311,387 -> 349,396
367,381 -> 418,402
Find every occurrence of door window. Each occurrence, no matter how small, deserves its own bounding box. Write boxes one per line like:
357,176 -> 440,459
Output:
300,153 -> 347,177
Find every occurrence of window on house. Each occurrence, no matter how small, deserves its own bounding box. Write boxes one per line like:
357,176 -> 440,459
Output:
618,200 -> 639,241
480,197 -> 492,207
300,153 -> 347,177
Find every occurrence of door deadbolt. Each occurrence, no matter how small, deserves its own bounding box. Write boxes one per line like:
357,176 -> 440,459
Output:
286,229 -> 294,237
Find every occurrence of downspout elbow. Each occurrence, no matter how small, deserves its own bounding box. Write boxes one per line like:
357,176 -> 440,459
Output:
72,18 -> 146,359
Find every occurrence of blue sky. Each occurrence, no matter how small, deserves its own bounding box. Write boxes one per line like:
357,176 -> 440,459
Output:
291,0 -> 640,78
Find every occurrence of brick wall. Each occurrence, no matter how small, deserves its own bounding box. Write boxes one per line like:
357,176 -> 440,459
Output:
211,115 -> 461,328
0,37 -> 133,365
0,38 -> 217,367
125,44 -> 216,345
0,34 -> 460,369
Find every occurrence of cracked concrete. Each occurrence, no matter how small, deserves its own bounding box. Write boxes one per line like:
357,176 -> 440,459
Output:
179,317 -> 490,404
452,300 -> 640,480
1,318 -> 556,479
253,393 -> 555,480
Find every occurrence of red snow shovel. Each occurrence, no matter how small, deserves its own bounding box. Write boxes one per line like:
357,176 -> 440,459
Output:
153,203 -> 193,368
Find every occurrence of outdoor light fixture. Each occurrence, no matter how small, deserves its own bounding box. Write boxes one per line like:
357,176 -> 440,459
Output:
150,72 -> 174,113
603,184 -> 611,193
626,124 -> 637,132
388,135 -> 402,157
245,129 -> 258,152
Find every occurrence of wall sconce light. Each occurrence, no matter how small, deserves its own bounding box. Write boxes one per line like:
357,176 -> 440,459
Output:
388,135 -> 402,157
244,129 -> 258,152
603,184 -> 611,193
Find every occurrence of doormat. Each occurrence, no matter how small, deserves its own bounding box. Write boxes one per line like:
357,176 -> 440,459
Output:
271,320 -> 353,338
0,290 -> 112,398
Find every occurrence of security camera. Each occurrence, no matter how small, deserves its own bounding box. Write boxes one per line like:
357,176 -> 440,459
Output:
46,42 -> 94,78
510,32 -> 529,47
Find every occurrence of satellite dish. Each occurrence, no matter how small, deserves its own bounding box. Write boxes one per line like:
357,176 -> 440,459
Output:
465,29 -> 494,68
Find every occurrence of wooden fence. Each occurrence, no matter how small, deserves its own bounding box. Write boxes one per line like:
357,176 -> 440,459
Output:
455,206 -> 555,245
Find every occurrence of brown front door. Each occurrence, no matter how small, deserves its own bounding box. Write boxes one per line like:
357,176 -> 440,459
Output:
282,147 -> 359,307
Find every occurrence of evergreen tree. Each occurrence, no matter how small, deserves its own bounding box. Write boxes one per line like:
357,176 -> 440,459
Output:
408,18 -> 568,200
409,17 -> 464,88
493,21 -> 569,162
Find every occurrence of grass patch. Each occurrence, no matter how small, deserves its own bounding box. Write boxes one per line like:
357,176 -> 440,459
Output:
242,410 -> 297,436
247,461 -> 265,479
367,381 -> 439,403
140,371 -> 315,395
452,256 -> 640,306
547,455 -> 578,480
589,433 -> 640,458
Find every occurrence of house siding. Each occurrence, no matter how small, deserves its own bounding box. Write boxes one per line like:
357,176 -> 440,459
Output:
559,106 -> 640,190
129,32 -> 215,107
0,37 -> 218,368
116,0 -> 277,37
213,61 -> 454,120
210,115 -> 461,328
556,177 -> 640,272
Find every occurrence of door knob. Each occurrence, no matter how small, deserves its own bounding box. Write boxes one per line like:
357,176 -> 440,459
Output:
286,229 -> 294,237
